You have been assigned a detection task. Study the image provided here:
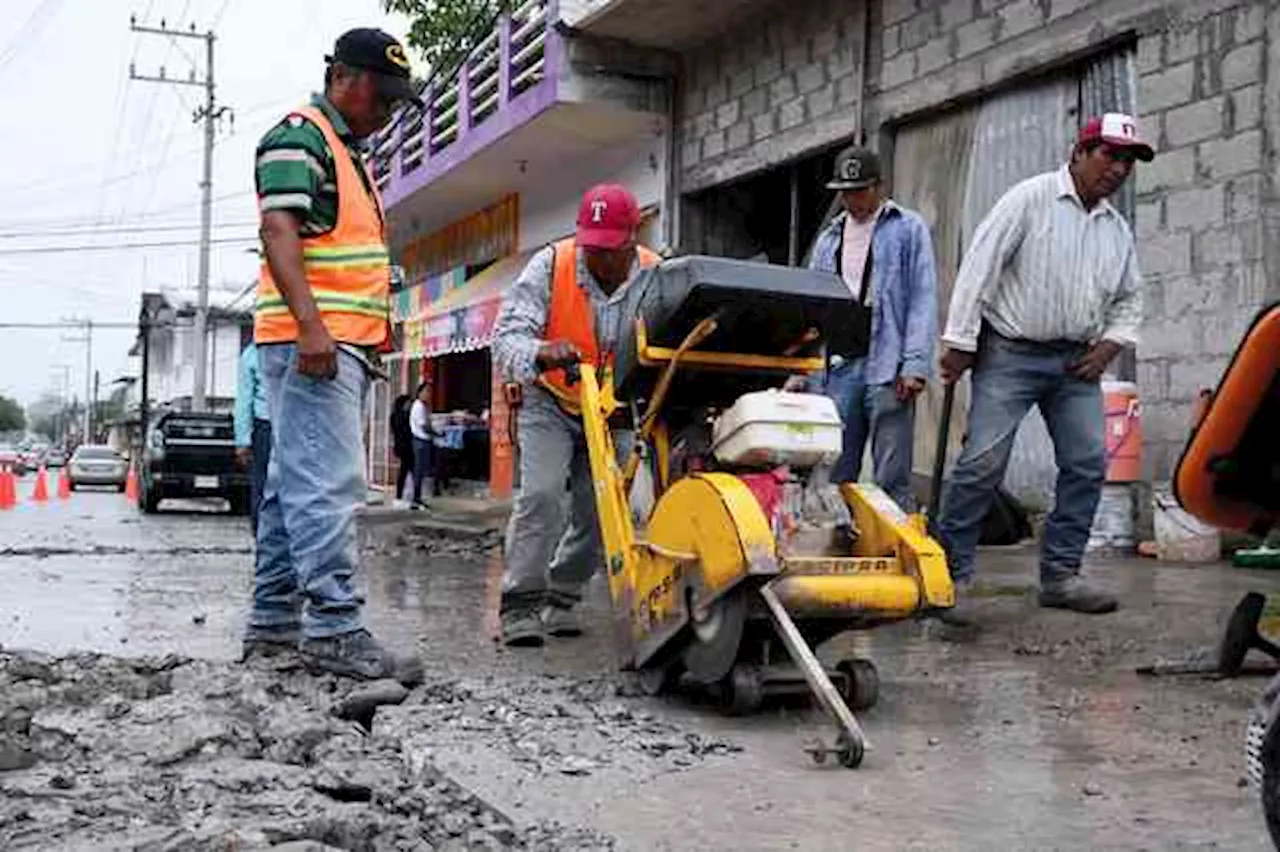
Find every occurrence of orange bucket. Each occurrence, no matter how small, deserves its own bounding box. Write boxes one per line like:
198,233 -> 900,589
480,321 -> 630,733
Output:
1103,380 -> 1142,482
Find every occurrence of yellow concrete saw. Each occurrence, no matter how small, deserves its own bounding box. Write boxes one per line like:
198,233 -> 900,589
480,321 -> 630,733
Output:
570,255 -> 954,768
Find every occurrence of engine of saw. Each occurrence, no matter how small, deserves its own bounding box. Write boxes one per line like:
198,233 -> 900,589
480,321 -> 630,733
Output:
572,255 -> 954,768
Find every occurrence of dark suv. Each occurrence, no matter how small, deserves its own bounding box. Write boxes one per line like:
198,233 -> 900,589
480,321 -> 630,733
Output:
139,411 -> 250,515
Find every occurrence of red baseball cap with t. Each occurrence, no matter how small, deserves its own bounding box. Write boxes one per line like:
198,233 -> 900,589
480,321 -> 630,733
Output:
1077,113 -> 1155,161
576,184 -> 641,250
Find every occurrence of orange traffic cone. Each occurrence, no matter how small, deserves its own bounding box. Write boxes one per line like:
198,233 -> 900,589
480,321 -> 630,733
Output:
0,468 -> 14,510
125,463 -> 139,502
56,467 -> 71,500
31,466 -> 49,503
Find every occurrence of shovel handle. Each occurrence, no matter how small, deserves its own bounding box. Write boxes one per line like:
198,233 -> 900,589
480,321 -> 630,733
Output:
927,383 -> 956,526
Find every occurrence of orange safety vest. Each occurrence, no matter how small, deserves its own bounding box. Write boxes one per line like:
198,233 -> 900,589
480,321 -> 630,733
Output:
537,237 -> 661,415
255,105 -> 392,349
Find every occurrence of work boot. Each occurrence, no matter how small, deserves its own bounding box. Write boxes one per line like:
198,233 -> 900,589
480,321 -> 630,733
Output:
299,629 -> 424,686
542,604 -> 583,638
501,608 -> 545,648
934,578 -> 981,628
240,626 -> 301,662
1039,576 -> 1119,614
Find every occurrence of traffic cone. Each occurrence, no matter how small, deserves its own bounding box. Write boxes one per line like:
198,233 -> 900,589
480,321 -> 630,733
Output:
56,467 -> 71,500
125,463 -> 139,502
31,466 -> 49,503
0,468 -> 14,510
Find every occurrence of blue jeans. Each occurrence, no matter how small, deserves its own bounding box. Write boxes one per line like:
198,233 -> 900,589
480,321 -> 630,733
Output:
824,358 -> 917,512
249,418 -> 272,536
938,334 -> 1105,585
411,437 -> 433,503
251,344 -> 369,639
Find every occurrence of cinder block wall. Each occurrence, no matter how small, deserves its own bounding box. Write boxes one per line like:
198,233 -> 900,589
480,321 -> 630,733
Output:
675,0 -> 1280,483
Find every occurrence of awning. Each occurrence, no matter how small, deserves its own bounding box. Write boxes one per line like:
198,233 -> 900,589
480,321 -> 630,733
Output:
400,248 -> 537,359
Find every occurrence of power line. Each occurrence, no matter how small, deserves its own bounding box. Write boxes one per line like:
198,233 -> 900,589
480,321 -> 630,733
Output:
0,191 -> 256,230
0,221 -> 258,239
0,236 -> 258,257
0,0 -> 66,75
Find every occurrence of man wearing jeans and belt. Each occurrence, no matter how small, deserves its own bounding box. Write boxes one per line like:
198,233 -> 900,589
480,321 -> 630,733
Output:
937,114 -> 1152,623
801,147 -> 938,512
246,28 -> 422,682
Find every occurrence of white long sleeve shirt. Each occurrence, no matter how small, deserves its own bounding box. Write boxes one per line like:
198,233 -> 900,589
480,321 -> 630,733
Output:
409,399 -> 432,441
942,164 -> 1143,352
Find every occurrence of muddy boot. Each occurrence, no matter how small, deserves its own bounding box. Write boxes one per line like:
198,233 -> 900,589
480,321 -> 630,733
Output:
934,578 -> 981,628
1039,576 -> 1119,614
299,629 -> 424,686
542,604 -> 583,638
501,608 -> 545,648
240,626 -> 300,662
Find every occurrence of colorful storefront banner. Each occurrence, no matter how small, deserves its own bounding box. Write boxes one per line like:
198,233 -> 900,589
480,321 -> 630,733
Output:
397,248 -> 537,359
399,194 -> 519,283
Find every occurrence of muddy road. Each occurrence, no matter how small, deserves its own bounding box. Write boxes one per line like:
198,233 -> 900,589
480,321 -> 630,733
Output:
0,491 -> 1276,850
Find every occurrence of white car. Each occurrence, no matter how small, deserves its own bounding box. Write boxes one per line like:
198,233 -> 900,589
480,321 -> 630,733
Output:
68,445 -> 128,491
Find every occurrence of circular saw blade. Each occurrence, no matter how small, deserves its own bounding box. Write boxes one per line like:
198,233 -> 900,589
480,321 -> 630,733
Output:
681,587 -> 747,685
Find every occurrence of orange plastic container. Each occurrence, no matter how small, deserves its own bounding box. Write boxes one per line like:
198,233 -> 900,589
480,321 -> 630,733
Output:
1103,381 -> 1142,482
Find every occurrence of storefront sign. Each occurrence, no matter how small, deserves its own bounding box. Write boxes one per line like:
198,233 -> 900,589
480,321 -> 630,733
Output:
400,194 -> 519,284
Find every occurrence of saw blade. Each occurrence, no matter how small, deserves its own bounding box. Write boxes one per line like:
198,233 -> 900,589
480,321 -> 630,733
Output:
681,588 -> 747,685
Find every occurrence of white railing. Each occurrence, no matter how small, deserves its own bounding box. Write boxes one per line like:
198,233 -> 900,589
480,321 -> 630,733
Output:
385,0 -> 551,180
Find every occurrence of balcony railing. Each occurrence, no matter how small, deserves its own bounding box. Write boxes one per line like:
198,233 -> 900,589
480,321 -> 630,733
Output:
368,0 -> 553,192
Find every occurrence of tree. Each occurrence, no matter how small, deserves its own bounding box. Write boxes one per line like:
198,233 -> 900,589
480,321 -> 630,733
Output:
0,395 -> 26,434
26,392 -> 67,441
382,0 -> 502,72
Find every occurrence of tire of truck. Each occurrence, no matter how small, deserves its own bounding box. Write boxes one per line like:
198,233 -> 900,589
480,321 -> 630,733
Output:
140,484 -> 161,514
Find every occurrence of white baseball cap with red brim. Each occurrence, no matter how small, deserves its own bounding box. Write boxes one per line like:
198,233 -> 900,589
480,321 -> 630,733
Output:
1077,112 -> 1155,161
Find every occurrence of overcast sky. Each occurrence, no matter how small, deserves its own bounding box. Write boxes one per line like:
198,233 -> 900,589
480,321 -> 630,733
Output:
0,0 -> 411,407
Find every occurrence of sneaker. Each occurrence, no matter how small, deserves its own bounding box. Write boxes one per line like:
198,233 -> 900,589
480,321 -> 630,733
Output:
409,501 -> 429,512
542,605 -> 583,638
501,608 -> 545,648
299,629 -> 424,685
934,578 -> 981,628
1039,576 -> 1119,614
240,626 -> 301,662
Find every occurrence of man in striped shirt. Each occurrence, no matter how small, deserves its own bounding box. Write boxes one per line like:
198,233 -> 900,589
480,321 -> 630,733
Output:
937,113 -> 1152,622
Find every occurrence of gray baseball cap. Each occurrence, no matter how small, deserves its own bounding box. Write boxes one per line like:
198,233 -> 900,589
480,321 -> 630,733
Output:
827,146 -> 882,190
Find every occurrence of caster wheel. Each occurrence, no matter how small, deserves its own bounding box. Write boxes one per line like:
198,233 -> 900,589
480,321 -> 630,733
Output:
836,659 -> 880,711
836,732 -> 864,769
637,665 -> 677,697
725,664 -> 764,716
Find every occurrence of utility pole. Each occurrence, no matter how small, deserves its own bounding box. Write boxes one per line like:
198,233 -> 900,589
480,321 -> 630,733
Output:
129,14 -> 233,411
60,319 -> 92,444
92,370 -> 100,442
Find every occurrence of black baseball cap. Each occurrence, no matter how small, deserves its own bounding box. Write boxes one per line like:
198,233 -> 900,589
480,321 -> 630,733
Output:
827,146 -> 882,190
327,28 -> 422,108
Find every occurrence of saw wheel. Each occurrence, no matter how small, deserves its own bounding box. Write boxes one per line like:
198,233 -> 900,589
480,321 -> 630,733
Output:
680,587 -> 748,685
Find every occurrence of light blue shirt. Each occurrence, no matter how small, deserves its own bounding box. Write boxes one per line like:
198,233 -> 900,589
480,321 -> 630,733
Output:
808,201 -> 939,385
233,342 -> 269,448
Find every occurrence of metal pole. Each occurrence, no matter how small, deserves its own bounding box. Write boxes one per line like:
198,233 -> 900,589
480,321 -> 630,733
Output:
192,30 -> 216,411
787,164 -> 801,266
139,315 -> 151,455
83,320 -> 93,440
92,370 -> 100,442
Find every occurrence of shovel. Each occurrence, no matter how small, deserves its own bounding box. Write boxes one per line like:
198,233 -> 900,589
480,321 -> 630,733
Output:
925,383 -> 956,540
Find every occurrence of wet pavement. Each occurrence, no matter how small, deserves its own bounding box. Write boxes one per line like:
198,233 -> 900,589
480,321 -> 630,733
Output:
0,489 -> 1277,850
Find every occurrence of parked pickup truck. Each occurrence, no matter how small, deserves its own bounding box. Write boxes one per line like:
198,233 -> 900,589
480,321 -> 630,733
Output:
139,411 -> 250,515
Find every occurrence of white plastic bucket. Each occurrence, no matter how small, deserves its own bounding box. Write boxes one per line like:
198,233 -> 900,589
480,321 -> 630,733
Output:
1088,483 -> 1135,553
1153,490 -> 1220,563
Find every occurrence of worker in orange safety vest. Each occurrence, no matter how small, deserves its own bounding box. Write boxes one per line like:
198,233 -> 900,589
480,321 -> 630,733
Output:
491,184 -> 660,647
247,28 -> 423,685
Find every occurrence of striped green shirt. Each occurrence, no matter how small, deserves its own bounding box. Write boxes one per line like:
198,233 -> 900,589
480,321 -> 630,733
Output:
254,94 -> 376,236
